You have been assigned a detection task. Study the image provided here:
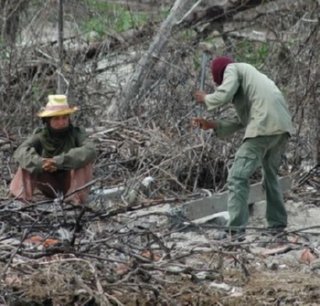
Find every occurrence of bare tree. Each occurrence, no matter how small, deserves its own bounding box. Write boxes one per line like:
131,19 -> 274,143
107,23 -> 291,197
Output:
112,0 -> 285,119
57,0 -> 65,94
110,0 -> 199,118
0,0 -> 28,44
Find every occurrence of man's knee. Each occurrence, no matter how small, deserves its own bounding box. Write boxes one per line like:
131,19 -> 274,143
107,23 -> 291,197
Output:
228,155 -> 258,186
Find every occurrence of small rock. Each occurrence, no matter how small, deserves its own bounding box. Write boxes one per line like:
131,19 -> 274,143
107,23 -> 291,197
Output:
299,248 -> 317,265
268,261 -> 279,270
311,258 -> 320,270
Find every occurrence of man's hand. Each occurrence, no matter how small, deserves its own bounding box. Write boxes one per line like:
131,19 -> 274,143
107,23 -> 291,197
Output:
194,90 -> 206,104
42,158 -> 58,173
191,117 -> 217,130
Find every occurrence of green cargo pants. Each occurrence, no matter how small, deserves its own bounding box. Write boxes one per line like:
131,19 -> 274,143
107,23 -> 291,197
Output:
227,133 -> 289,231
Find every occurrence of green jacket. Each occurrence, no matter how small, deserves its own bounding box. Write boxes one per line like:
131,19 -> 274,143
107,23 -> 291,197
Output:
204,63 -> 294,139
14,125 -> 97,174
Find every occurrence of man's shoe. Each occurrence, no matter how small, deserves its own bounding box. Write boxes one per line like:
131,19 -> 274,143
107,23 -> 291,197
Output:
230,230 -> 246,242
213,231 -> 228,240
261,226 -> 288,246
213,230 -> 246,242
267,226 -> 286,235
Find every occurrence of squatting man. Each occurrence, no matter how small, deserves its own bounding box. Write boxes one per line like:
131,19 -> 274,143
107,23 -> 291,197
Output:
10,95 -> 97,205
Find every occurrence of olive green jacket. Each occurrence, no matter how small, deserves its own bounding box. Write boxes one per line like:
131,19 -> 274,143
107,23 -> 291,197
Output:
14,126 -> 97,174
204,63 -> 294,139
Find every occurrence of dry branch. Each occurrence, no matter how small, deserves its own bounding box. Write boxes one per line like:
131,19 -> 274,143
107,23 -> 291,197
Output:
115,0 -> 196,118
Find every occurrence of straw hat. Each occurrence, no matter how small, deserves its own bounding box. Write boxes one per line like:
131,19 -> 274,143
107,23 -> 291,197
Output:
37,95 -> 78,118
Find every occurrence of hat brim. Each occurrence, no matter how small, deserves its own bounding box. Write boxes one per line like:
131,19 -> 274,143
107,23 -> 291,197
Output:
37,107 -> 78,118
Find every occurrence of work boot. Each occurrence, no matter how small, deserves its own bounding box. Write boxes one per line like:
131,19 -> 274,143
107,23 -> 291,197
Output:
265,226 -> 287,238
212,231 -> 228,240
230,229 -> 246,242
261,226 -> 288,246
213,229 -> 246,242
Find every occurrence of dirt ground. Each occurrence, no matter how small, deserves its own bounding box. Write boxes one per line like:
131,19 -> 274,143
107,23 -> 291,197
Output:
1,118 -> 320,306
1,163 -> 320,305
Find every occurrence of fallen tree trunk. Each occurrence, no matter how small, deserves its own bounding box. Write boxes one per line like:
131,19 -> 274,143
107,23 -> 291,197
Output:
112,0 -> 197,119
112,0 -> 283,119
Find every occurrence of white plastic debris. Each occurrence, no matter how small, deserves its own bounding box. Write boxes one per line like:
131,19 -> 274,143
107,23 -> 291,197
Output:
209,282 -> 243,296
57,228 -> 72,241
141,176 -> 154,188
165,265 -> 185,273
208,282 -> 232,291
94,186 -> 125,197
184,211 -> 230,225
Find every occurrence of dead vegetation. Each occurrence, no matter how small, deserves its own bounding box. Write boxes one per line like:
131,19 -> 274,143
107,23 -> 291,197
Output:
1,0 -> 320,305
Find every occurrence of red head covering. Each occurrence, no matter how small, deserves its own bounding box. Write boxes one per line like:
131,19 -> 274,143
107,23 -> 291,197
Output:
211,56 -> 234,85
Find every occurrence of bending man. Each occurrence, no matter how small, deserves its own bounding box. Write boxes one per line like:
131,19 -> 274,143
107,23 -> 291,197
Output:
193,56 -> 294,237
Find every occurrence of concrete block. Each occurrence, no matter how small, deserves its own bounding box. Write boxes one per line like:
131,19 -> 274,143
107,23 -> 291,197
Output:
180,176 -> 292,220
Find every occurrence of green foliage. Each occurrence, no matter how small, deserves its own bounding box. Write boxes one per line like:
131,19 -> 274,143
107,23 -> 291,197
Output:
84,18 -> 106,37
235,40 -> 269,65
0,40 -> 10,61
177,29 -> 196,42
82,0 -> 151,37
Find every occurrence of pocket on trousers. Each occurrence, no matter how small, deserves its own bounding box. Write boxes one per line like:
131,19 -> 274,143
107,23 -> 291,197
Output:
229,155 -> 258,180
